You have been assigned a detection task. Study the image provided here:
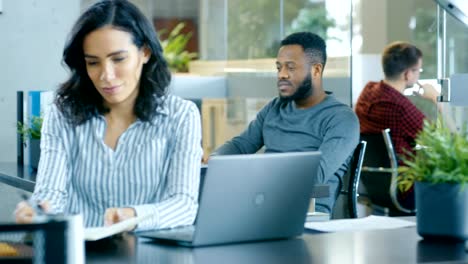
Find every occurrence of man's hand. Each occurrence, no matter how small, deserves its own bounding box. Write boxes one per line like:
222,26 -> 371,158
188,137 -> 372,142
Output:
417,82 -> 439,103
104,207 -> 137,231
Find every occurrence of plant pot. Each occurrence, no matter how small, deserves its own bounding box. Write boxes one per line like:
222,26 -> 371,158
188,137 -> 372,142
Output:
415,181 -> 468,241
417,239 -> 467,262
29,138 -> 41,171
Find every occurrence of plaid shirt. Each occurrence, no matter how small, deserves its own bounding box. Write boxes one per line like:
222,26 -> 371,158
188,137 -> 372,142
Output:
355,81 -> 425,159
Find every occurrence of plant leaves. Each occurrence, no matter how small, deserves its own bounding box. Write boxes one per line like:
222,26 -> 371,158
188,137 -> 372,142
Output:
399,118 -> 468,186
159,22 -> 198,72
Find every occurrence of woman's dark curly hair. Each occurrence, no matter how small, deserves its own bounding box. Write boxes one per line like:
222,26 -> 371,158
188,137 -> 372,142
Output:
56,0 -> 171,125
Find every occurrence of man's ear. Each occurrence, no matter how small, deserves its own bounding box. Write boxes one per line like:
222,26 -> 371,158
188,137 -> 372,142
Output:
403,70 -> 409,81
312,63 -> 323,78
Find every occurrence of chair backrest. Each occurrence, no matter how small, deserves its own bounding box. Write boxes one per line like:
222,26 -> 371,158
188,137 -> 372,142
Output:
334,141 -> 366,219
360,129 -> 415,215
346,141 -> 367,218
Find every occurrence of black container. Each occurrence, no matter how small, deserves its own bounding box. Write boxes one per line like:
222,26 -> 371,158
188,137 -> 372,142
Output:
415,181 -> 468,241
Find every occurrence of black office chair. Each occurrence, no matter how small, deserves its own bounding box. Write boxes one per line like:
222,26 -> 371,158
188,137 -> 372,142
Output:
360,129 -> 416,216
185,98 -> 203,115
335,141 -> 367,218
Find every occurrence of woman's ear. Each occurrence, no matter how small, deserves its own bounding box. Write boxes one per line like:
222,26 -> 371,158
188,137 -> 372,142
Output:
142,45 -> 151,64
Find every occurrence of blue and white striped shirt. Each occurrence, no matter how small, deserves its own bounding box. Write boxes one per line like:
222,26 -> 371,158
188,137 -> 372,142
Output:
32,95 -> 203,231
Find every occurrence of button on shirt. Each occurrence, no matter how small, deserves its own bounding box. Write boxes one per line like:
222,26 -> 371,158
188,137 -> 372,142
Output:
32,95 -> 203,231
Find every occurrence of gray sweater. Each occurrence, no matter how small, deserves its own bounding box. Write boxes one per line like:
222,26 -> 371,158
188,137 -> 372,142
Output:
213,95 -> 359,214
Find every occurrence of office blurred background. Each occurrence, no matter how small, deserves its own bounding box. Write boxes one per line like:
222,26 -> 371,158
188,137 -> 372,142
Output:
0,0 -> 467,162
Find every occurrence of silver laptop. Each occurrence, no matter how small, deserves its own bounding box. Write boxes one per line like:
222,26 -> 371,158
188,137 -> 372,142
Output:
137,151 -> 321,247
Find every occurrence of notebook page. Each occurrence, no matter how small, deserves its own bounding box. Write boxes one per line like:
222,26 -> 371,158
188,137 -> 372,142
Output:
304,215 -> 416,232
84,213 -> 153,241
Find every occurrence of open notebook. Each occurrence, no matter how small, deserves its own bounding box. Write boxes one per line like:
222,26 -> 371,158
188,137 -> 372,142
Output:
84,213 -> 153,241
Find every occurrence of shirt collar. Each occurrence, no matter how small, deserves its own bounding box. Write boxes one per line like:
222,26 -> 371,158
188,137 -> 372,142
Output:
379,80 -> 407,98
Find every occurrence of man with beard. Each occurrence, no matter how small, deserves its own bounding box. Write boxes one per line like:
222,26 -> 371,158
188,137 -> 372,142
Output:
211,32 -> 359,214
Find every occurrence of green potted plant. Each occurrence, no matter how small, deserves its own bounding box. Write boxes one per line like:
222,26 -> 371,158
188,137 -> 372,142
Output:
399,119 -> 468,241
17,115 -> 43,170
160,22 -> 198,72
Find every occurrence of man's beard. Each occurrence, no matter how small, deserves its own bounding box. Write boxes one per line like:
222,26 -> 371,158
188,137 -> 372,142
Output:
279,73 -> 313,102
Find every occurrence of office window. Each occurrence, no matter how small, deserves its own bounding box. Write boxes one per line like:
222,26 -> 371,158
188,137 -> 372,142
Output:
410,0 -> 438,79
439,7 -> 468,130
445,12 -> 468,75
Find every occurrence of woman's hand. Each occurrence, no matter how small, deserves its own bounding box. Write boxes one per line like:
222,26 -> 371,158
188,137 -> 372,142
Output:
14,200 -> 50,224
104,207 -> 137,231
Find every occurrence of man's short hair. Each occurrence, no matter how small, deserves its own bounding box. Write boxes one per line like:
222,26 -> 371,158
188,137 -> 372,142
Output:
382,42 -> 422,80
280,32 -> 327,68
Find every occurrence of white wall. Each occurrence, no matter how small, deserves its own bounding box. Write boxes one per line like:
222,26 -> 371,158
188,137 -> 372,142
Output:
352,54 -> 384,106
0,0 -> 80,162
351,0 -> 387,106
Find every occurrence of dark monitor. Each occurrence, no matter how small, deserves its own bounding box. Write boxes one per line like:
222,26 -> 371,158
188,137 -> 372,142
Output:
0,221 -> 67,263
0,217 -> 83,263
434,0 -> 468,26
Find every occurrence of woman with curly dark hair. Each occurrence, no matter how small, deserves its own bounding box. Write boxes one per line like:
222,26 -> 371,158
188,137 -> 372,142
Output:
15,0 -> 202,232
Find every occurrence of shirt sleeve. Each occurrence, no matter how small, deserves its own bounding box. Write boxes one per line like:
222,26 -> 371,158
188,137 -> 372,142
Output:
31,105 -> 70,213
133,102 -> 203,231
316,109 -> 360,184
211,101 -> 272,155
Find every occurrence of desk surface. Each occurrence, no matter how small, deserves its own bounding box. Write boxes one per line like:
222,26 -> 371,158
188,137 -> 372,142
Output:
0,161 -> 466,263
85,226 -> 468,264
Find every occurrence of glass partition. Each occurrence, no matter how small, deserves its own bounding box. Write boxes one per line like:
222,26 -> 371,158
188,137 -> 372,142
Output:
224,0 -> 350,60
438,6 -> 468,131
444,11 -> 468,76
411,0 -> 438,79
226,0 -> 282,60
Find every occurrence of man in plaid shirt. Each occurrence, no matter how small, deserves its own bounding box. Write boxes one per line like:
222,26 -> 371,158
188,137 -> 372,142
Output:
355,42 -> 439,210
356,42 -> 439,160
